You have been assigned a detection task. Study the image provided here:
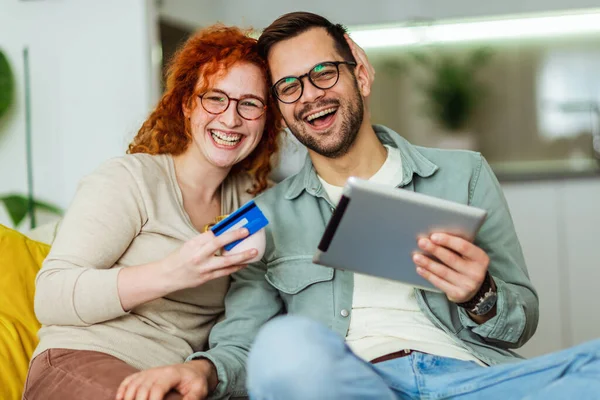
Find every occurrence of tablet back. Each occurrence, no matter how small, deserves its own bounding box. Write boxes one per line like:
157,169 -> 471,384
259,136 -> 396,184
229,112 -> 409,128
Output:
313,177 -> 487,291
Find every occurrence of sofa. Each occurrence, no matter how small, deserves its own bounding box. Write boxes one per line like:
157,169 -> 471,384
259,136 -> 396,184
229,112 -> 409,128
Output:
0,221 -> 59,400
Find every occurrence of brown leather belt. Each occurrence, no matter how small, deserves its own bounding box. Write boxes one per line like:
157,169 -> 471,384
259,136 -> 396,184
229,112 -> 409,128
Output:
370,349 -> 412,364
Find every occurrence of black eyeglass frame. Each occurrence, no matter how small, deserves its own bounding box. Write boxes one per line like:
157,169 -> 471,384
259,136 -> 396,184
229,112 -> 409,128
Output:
197,91 -> 267,121
271,60 -> 357,104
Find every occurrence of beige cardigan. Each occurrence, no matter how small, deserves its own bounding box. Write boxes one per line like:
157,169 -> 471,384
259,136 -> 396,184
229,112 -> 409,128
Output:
32,153 -> 254,369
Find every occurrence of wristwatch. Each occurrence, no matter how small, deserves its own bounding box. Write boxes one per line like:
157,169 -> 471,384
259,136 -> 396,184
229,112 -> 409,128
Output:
457,272 -> 498,316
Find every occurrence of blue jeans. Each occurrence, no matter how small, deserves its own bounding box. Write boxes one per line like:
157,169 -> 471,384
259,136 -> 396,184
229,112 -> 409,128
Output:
247,316 -> 600,400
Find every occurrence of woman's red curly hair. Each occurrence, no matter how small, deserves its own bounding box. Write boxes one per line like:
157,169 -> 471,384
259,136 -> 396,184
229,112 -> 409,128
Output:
128,24 -> 281,195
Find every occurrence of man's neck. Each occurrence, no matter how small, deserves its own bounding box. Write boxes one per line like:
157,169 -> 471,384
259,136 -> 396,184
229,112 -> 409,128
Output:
310,122 -> 387,187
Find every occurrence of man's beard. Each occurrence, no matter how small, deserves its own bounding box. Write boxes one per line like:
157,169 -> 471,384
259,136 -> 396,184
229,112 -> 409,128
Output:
284,91 -> 364,159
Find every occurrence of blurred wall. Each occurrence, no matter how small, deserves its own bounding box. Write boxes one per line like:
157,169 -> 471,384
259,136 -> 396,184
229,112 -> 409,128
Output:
159,0 -> 600,30
368,36 -> 600,165
0,0 -> 159,228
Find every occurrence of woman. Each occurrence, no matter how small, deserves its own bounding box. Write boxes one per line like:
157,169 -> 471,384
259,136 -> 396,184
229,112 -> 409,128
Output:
22,25 -> 281,400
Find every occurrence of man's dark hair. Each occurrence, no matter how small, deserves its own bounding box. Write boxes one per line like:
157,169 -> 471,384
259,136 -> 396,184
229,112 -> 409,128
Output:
257,12 -> 355,63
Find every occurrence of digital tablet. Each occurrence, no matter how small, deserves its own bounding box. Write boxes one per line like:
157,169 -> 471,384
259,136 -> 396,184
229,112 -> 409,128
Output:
313,177 -> 487,291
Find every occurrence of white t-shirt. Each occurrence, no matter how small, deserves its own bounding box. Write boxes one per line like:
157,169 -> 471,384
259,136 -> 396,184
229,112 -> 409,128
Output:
318,145 -> 483,365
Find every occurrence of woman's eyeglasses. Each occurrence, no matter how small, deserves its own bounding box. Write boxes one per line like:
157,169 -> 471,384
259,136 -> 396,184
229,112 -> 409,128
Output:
198,90 -> 267,120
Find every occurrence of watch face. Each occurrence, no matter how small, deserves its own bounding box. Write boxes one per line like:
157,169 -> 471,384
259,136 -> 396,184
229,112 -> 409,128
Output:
474,293 -> 498,315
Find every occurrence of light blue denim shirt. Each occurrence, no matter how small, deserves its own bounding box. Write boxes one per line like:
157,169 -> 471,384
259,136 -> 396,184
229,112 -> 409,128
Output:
189,125 -> 539,399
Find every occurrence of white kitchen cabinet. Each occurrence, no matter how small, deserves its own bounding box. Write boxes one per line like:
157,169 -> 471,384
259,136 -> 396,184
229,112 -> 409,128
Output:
501,177 -> 600,358
501,181 -> 566,358
561,178 -> 600,346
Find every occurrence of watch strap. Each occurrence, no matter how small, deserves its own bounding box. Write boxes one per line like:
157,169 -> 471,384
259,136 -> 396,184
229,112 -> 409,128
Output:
456,272 -> 494,311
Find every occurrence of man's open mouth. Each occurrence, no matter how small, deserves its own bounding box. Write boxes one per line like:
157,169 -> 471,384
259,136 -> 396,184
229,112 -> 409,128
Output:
304,107 -> 338,128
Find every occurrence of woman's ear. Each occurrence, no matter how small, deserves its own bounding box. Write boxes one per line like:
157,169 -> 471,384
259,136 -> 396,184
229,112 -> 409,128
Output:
355,64 -> 372,98
182,97 -> 192,118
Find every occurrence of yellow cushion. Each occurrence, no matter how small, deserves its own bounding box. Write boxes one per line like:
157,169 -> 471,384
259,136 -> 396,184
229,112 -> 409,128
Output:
0,224 -> 50,400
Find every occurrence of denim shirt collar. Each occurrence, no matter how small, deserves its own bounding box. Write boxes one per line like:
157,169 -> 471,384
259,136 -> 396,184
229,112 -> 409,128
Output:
284,124 -> 439,200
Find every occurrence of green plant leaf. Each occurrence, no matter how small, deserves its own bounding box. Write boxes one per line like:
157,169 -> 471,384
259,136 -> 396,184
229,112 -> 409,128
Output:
408,51 -> 431,68
466,47 -> 494,72
0,49 -> 14,120
34,200 -> 62,215
0,194 -> 28,226
406,47 -> 494,131
0,193 -> 62,227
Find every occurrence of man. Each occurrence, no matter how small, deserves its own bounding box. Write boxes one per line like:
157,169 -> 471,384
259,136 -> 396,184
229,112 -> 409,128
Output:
117,12 -> 600,400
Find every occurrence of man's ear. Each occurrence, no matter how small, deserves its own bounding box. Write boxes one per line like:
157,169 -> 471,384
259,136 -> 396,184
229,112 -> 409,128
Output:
355,64 -> 371,98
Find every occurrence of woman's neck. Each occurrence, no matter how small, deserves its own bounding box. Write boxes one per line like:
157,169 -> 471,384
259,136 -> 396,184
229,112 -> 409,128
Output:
172,150 -> 230,203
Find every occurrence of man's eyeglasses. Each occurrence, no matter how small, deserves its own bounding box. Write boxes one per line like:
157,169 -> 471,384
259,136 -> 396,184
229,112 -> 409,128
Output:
272,61 -> 357,104
198,90 -> 267,121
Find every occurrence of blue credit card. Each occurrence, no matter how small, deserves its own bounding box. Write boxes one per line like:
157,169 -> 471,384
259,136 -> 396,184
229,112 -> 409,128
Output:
210,200 -> 269,251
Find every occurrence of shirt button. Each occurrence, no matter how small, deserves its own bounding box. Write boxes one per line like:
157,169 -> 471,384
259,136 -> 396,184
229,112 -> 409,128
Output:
330,207 -> 335,212
340,309 -> 349,318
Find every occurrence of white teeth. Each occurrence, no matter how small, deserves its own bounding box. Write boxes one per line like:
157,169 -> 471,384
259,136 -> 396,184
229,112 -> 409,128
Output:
210,130 -> 242,146
306,108 -> 337,122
